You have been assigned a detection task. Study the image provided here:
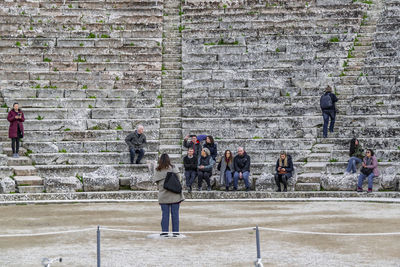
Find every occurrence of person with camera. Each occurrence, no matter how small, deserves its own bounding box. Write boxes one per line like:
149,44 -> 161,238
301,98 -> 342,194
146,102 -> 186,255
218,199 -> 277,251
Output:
357,149 -> 379,193
154,153 -> 184,237
7,103 -> 25,158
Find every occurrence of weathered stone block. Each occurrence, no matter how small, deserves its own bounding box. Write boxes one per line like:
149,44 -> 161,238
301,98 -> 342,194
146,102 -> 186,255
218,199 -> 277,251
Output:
82,166 -> 120,191
130,173 -> 157,190
44,176 -> 83,193
0,177 -> 16,194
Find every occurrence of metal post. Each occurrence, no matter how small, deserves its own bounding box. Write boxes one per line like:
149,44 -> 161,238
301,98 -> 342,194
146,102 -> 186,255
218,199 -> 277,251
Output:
254,225 -> 263,267
97,226 -> 101,267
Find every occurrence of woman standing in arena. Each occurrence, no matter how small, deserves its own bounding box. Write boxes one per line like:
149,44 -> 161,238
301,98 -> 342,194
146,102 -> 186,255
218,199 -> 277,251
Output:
154,153 -> 185,237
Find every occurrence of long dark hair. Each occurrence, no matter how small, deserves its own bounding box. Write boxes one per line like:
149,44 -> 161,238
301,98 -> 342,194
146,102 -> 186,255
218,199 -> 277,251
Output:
206,135 -> 214,145
349,138 -> 358,157
156,153 -> 173,171
224,150 -> 233,163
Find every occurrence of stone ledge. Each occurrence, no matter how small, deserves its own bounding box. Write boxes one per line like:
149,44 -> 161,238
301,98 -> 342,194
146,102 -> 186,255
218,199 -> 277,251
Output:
0,191 -> 399,205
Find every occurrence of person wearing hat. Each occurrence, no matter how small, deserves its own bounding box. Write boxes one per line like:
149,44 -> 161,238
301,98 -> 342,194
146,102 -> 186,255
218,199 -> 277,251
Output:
197,147 -> 215,191
320,85 -> 338,138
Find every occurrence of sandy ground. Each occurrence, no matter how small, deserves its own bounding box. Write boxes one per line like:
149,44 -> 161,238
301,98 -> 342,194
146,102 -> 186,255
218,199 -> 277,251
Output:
0,201 -> 399,267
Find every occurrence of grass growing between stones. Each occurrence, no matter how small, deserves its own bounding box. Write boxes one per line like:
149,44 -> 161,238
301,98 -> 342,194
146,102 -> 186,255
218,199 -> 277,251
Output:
329,158 -> 338,162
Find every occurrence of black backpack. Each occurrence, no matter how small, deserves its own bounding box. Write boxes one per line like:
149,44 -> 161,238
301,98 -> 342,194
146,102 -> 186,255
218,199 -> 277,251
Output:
320,93 -> 333,110
163,172 -> 182,194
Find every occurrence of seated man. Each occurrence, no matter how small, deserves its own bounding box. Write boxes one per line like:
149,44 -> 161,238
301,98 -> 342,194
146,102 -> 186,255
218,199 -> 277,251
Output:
125,125 -> 146,164
183,147 -> 198,193
233,147 -> 251,191
274,152 -> 293,192
183,134 -> 201,159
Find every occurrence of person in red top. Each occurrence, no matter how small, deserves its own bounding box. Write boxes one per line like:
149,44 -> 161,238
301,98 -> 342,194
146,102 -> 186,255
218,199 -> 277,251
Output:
7,103 -> 25,158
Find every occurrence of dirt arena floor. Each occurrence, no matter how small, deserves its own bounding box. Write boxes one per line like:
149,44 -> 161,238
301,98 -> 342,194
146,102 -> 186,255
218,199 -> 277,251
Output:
0,201 -> 399,267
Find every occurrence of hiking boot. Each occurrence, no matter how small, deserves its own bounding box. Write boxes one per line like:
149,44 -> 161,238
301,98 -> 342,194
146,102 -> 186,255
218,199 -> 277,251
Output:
367,188 -> 373,193
225,186 -> 229,192
188,186 -> 192,193
357,187 -> 363,192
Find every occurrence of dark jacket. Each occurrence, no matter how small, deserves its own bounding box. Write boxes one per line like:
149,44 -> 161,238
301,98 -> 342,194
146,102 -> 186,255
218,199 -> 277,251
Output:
125,130 -> 146,149
203,143 -> 217,160
351,145 -> 364,159
198,155 -> 215,173
321,92 -> 338,112
183,155 -> 198,171
234,152 -> 251,173
183,139 -> 201,158
7,109 -> 25,138
154,165 -> 184,204
275,155 -> 294,179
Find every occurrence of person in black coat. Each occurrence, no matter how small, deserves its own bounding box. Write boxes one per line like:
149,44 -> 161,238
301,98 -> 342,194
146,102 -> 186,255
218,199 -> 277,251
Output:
183,135 -> 201,159
202,135 -> 217,160
233,147 -> 251,191
320,85 -> 338,138
183,147 -> 197,193
274,152 -> 294,192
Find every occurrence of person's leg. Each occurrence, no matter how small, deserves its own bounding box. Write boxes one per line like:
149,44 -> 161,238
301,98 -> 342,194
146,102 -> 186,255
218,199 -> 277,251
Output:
367,173 -> 374,191
353,158 -> 362,173
188,171 -> 196,189
346,158 -> 354,173
129,148 -> 136,164
322,112 -> 329,138
184,171 -> 190,188
225,170 -> 232,190
243,171 -> 250,190
197,171 -> 204,190
160,204 -> 170,233
282,174 -> 288,191
11,138 -> 16,154
233,172 -> 239,190
136,149 -> 144,164
204,172 -> 211,190
357,174 -> 366,190
329,111 -> 336,133
15,138 -> 20,154
274,174 -> 281,191
171,203 -> 180,234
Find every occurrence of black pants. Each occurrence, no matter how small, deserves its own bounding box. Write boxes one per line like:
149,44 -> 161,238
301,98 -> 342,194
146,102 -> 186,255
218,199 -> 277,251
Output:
275,174 -> 289,190
198,170 -> 211,188
11,138 -> 20,154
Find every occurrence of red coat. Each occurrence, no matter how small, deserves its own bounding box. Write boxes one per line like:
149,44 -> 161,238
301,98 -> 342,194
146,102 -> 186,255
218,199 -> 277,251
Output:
7,109 -> 25,138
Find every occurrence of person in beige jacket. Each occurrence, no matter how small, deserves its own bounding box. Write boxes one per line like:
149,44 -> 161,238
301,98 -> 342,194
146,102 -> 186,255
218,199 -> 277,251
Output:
154,154 -> 185,237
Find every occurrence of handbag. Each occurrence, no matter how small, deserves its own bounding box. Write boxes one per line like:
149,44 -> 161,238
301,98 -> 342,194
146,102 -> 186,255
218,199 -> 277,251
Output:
163,172 -> 182,194
360,167 -> 373,176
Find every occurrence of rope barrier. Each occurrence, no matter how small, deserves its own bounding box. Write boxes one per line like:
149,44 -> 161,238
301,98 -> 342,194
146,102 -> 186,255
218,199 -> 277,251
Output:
1,226 -> 399,238
0,228 -> 94,238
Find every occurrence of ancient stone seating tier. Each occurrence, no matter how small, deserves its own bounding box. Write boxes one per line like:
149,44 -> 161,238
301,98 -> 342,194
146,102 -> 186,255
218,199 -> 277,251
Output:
0,0 -> 164,189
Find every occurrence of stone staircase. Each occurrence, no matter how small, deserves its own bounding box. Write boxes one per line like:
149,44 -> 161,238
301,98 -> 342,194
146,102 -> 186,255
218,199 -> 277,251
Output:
159,0 -> 183,164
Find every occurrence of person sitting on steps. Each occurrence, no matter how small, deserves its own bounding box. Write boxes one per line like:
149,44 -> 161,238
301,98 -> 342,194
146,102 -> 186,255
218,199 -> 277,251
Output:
320,85 -> 338,138
183,134 -> 201,159
274,152 -> 294,192
217,150 -> 234,191
345,138 -> 364,174
233,147 -> 251,191
202,135 -> 217,161
357,149 -> 379,193
125,125 -> 146,164
197,148 -> 215,191
183,147 -> 198,193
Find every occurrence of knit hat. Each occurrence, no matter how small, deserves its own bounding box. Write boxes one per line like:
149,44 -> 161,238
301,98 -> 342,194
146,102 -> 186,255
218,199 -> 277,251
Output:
202,148 -> 210,156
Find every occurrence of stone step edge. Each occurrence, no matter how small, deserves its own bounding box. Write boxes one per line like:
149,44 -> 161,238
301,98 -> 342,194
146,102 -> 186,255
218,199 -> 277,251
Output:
0,191 -> 400,205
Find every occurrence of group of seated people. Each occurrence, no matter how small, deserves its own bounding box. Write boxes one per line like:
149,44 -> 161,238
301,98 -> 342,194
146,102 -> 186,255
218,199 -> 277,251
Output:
182,135 -> 251,192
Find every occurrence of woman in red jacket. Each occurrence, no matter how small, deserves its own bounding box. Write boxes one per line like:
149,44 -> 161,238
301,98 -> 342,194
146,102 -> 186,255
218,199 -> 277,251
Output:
7,103 -> 25,158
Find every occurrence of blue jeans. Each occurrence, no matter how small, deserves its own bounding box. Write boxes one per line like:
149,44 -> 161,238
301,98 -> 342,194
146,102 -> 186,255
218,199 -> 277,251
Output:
184,170 -> 197,188
346,157 -> 362,173
224,170 -> 233,186
358,173 -> 375,189
160,203 -> 180,233
322,110 -> 336,137
233,171 -> 250,189
130,148 -> 144,164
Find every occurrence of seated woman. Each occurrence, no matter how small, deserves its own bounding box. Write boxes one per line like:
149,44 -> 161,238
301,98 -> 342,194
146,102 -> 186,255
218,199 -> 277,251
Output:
202,135 -> 217,161
345,138 -> 364,174
197,148 -> 215,191
217,150 -> 234,191
357,149 -> 379,193
274,152 -> 293,192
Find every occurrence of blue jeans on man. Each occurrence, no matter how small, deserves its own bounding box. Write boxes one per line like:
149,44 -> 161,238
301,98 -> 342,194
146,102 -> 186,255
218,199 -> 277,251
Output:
346,157 -> 362,173
233,171 -> 250,190
160,203 -> 180,233
358,173 -> 375,190
184,170 -> 197,188
130,148 -> 144,164
322,110 -> 336,138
